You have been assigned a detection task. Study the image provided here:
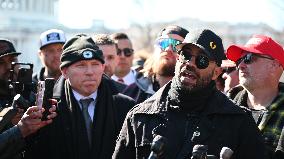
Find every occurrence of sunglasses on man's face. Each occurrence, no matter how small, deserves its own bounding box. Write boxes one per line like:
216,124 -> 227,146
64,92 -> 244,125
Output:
117,48 -> 134,57
236,53 -> 274,66
223,67 -> 237,74
156,38 -> 182,52
178,50 -> 214,69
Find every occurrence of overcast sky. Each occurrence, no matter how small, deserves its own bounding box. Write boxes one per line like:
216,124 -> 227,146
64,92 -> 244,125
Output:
58,0 -> 284,30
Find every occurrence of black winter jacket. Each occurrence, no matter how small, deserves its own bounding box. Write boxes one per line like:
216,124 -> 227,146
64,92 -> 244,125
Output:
113,82 -> 269,159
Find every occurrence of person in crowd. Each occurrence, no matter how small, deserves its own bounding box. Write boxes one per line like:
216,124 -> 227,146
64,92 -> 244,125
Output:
0,39 -> 21,107
24,34 -> 135,159
110,33 -> 136,86
92,34 -> 127,92
0,38 -> 57,159
113,29 -> 268,159
226,35 -> 284,158
32,29 -> 66,82
0,38 -> 35,130
0,105 -> 57,159
92,34 -> 118,77
0,38 -> 25,159
123,25 -> 189,103
221,59 -> 239,94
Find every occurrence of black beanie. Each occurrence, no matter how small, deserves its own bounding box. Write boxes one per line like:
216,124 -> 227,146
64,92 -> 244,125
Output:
60,34 -> 104,69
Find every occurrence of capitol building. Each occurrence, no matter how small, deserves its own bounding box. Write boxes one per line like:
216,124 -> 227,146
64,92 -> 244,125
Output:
1,0 -> 284,76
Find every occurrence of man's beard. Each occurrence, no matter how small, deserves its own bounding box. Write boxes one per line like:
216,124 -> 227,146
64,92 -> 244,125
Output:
172,65 -> 213,94
154,60 -> 176,77
239,76 -> 256,90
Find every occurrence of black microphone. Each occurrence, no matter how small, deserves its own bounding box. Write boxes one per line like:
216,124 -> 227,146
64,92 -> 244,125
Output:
191,145 -> 217,159
220,147 -> 233,159
148,135 -> 167,159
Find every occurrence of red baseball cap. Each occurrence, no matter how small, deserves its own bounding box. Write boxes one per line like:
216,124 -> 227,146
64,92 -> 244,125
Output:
226,35 -> 284,67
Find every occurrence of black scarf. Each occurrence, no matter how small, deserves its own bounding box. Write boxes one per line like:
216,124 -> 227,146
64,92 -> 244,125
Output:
168,80 -> 216,113
63,77 -> 118,159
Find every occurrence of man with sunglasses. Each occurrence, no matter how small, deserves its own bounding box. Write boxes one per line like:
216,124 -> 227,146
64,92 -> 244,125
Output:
226,35 -> 284,158
122,25 -> 189,103
221,59 -> 239,94
113,29 -> 267,159
110,33 -> 136,86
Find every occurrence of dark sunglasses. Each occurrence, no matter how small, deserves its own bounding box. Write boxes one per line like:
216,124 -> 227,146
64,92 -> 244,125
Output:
117,48 -> 134,57
223,67 -> 237,74
156,38 -> 182,52
236,53 -> 274,66
178,50 -> 213,69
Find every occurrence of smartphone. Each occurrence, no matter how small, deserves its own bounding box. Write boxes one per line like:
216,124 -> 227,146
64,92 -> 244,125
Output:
36,78 -> 55,120
36,81 -> 44,109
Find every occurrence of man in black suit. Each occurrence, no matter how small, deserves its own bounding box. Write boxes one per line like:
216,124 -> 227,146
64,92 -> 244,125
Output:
24,34 -> 135,159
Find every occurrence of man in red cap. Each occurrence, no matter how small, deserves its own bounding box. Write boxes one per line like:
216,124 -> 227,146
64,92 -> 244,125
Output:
226,35 -> 284,158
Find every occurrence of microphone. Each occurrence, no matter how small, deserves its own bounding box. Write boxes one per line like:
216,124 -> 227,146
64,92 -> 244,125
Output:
148,135 -> 167,159
220,147 -> 233,159
191,145 -> 217,159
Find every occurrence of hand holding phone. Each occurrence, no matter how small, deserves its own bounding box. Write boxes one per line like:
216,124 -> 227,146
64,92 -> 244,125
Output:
36,78 -> 55,120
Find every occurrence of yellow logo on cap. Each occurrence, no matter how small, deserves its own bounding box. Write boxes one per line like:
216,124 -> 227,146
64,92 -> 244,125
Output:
210,42 -> 216,50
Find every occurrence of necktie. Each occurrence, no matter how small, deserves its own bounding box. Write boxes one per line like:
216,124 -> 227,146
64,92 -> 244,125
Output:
118,78 -> 124,84
79,98 -> 94,146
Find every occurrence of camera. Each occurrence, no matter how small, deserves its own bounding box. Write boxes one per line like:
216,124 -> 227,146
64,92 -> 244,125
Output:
0,62 -> 35,131
8,62 -> 35,104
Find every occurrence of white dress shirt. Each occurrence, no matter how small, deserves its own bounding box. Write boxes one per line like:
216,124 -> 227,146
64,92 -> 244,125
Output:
111,69 -> 136,86
72,90 -> 98,122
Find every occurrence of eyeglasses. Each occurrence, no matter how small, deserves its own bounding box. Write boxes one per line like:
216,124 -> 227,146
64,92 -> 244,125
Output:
236,53 -> 274,66
156,38 -> 182,52
178,50 -> 213,69
117,48 -> 134,57
223,67 -> 237,74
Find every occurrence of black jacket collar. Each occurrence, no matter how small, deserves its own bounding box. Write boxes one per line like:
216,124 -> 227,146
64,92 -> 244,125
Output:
132,82 -> 246,117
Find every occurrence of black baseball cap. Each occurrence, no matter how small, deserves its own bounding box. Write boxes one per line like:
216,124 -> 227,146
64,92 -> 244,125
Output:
176,29 -> 226,66
157,25 -> 189,39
